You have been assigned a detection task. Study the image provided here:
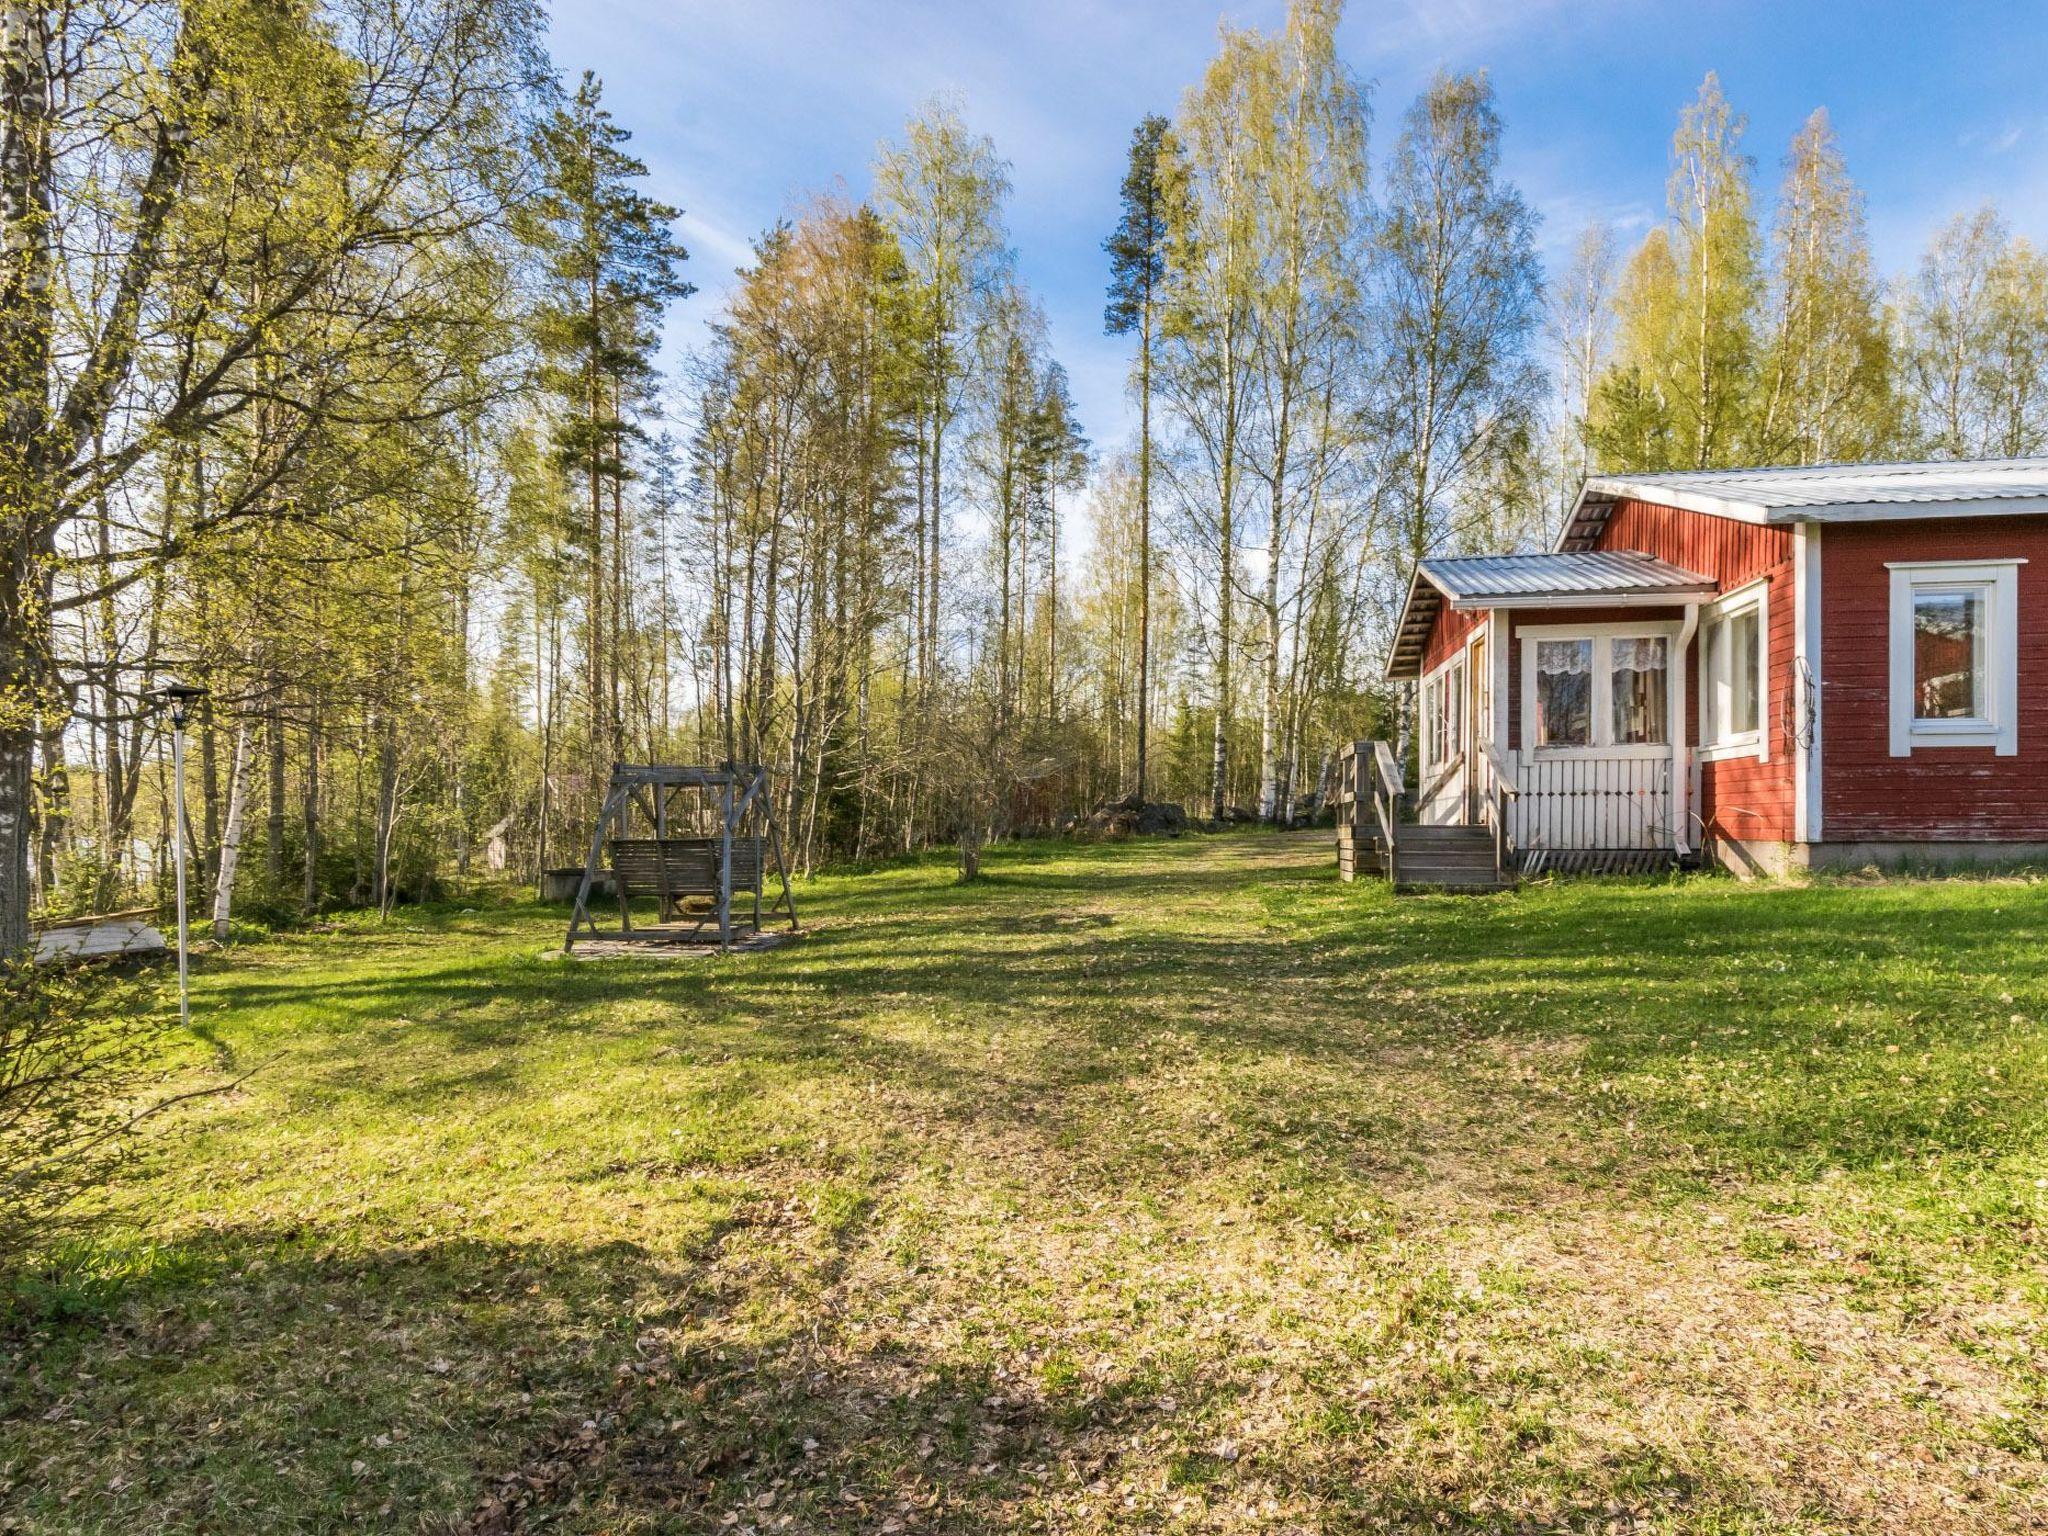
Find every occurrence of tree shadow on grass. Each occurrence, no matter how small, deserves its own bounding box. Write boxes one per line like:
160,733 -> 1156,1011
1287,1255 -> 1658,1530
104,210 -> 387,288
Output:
13,838 -> 2042,1530
184,838 -> 2048,1203
7,1216 -> 1816,1536
2,1207 -> 1247,1536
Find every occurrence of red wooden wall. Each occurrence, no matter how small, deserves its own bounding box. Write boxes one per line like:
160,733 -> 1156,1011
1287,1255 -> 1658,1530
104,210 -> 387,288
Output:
1420,601 -> 1484,674
1820,514 -> 2048,841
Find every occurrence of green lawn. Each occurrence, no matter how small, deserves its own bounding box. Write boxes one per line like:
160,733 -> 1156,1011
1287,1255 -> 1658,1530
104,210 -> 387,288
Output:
4,832 -> 2047,1533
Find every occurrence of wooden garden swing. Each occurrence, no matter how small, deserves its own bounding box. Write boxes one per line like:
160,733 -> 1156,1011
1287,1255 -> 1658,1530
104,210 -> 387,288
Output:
562,763 -> 798,954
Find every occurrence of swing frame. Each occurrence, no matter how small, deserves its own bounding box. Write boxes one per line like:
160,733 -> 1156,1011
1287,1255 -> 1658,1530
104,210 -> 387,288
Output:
562,763 -> 799,954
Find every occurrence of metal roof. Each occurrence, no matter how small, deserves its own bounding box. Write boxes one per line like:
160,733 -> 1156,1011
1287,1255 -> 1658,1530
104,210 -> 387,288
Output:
1386,552 -> 1713,680
1422,551 -> 1714,602
1562,456 -> 2048,549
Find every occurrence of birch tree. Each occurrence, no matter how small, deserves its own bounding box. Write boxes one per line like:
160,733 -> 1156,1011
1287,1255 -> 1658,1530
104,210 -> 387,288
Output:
1754,109 -> 1892,465
1160,23 -> 1264,821
1976,237 -> 2048,456
1898,207 -> 2004,458
873,102 -> 1012,757
1543,223 -> 1618,517
0,0 -> 541,956
1371,70 -> 1544,566
1592,75 -> 1762,473
1244,0 -> 1367,821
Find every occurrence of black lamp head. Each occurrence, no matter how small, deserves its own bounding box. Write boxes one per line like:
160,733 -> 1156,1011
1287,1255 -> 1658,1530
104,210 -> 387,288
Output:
149,680 -> 208,725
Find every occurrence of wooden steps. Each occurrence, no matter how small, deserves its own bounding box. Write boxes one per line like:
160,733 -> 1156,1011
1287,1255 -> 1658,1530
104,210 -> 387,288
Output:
1392,824 -> 1511,894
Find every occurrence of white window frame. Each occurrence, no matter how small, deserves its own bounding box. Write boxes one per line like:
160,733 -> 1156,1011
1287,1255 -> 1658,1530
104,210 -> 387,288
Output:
1519,620 -> 1683,759
1418,648 -> 1466,776
1697,578 -> 1769,763
1886,559 -> 2021,757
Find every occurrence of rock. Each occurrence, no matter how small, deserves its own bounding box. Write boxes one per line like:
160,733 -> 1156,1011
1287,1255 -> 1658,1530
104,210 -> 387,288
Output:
1083,795 -> 1187,838
1134,801 -> 1187,836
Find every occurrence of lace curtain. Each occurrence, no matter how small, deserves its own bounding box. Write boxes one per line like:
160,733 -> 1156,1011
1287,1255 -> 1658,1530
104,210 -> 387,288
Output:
1611,637 -> 1669,745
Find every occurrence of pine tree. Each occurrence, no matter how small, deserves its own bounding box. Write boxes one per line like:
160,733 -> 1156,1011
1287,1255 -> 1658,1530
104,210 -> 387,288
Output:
522,71 -> 690,813
1104,114 -> 1179,797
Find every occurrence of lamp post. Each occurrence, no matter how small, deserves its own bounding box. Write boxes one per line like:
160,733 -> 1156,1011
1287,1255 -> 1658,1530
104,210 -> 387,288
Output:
149,681 -> 207,1028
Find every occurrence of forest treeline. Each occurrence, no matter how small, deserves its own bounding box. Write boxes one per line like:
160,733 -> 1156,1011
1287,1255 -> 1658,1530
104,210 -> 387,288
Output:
4,0 -> 2048,948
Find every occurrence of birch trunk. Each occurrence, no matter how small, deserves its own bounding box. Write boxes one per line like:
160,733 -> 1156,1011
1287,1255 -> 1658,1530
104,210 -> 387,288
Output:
211,721 -> 252,941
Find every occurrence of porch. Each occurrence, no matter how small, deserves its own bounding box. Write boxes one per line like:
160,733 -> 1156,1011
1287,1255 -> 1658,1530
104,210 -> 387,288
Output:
1345,550 -> 1717,892
1334,738 -> 1681,893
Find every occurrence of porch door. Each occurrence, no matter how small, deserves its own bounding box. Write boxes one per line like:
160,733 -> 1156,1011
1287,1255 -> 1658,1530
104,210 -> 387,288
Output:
1465,634 -> 1489,822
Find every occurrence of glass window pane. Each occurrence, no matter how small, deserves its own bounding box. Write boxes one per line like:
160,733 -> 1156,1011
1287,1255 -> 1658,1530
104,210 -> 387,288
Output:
1914,590 -> 1984,720
1702,619 -> 1728,741
1447,661 -> 1464,758
1732,609 -> 1760,736
1610,636 -> 1669,745
1535,639 -> 1592,746
1702,608 -> 1761,746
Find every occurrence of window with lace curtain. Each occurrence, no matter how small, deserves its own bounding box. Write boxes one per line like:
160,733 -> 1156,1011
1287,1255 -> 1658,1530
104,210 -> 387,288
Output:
1534,639 -> 1591,746
1610,636 -> 1669,745
1522,625 -> 1679,753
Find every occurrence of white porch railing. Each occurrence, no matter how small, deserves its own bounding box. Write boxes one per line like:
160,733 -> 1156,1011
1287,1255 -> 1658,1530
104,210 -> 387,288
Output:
1508,752 -> 1674,852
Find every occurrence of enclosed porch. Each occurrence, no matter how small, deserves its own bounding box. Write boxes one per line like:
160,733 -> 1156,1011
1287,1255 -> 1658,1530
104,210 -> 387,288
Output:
1347,551 -> 1718,889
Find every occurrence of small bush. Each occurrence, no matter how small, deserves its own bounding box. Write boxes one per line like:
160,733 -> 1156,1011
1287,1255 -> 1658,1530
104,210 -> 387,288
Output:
0,959 -> 169,1273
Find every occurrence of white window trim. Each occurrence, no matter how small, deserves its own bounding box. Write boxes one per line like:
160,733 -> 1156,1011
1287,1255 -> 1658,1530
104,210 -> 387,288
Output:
1519,620 -> 1683,757
1418,647 -> 1467,777
1697,577 -> 1769,764
1886,559 -> 2021,757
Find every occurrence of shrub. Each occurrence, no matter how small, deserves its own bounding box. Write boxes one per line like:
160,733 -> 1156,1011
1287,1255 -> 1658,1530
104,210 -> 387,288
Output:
0,959 -> 169,1272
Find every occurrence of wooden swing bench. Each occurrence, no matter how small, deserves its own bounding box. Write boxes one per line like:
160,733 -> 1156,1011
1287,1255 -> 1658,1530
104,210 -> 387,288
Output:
564,763 -> 797,954
608,837 -> 762,930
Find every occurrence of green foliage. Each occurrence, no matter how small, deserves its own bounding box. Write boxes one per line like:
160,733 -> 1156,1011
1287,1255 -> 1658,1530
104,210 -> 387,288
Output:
1592,73 -> 1761,472
0,961 -> 168,1273
1754,109 -> 1896,464
1103,114 -> 1179,339
1373,69 -> 1544,559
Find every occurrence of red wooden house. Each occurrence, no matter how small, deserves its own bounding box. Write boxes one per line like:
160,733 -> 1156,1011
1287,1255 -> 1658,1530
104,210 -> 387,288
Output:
1386,458 -> 2048,876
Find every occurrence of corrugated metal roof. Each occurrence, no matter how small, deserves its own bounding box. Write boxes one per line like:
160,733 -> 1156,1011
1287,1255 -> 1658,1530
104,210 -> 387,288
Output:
1586,457 -> 2048,511
1419,551 -> 1714,602
1563,456 -> 2048,549
1386,552 -> 1713,680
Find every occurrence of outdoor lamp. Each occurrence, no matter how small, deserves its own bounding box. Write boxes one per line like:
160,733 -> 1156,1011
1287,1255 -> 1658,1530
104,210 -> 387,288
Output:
147,680 -> 208,1027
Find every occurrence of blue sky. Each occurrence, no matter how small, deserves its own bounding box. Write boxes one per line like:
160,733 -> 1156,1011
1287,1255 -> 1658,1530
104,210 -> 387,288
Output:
543,0 -> 2048,460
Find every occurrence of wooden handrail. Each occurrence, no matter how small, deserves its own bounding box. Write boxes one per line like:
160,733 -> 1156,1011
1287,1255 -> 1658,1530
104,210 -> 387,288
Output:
1477,739 -> 1520,797
1417,754 -> 1462,808
1372,740 -> 1403,799
1473,741 -> 1517,886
